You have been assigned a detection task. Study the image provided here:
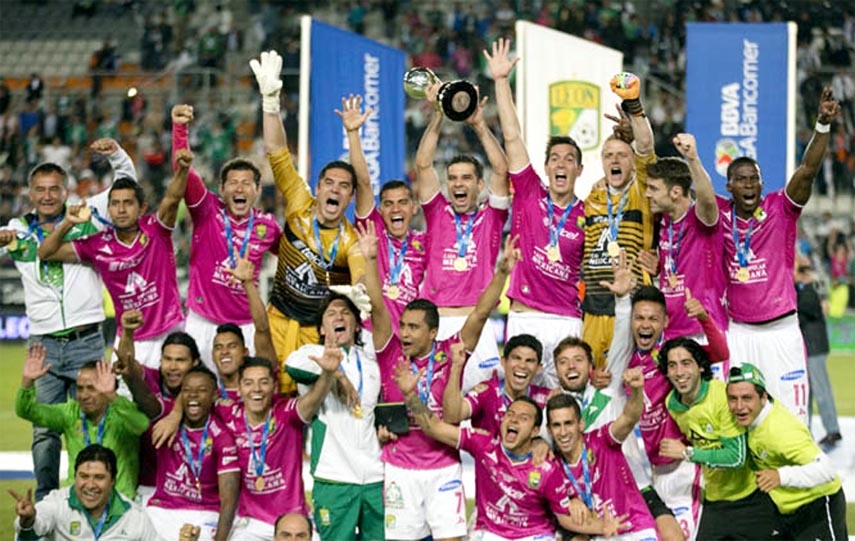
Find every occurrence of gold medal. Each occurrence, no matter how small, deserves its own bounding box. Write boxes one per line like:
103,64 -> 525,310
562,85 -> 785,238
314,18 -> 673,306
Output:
255,476 -> 265,491
736,267 -> 750,283
351,404 -> 364,419
78,206 -> 92,221
607,241 -> 621,258
386,285 -> 400,300
6,237 -> 18,252
546,245 -> 560,262
668,274 -> 678,289
453,257 -> 468,272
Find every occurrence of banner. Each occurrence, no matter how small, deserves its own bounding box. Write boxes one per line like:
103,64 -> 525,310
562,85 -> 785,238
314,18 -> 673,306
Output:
299,17 -> 406,209
515,21 -> 623,198
686,22 -> 796,194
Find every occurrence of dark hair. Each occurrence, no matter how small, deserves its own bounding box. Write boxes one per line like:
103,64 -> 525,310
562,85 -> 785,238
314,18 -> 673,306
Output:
403,299 -> 440,331
216,323 -> 245,347
379,179 -> 414,200
646,157 -> 691,196
318,160 -> 356,193
29,162 -> 69,187
274,513 -> 313,534
510,396 -> 543,428
447,155 -> 484,179
237,356 -> 276,380
161,331 -> 201,362
504,334 -> 543,364
631,285 -> 666,312
658,337 -> 712,381
108,176 -> 145,206
552,336 -> 593,366
545,392 -> 582,424
220,158 -> 261,188
544,136 -> 583,166
315,292 -> 364,347
75,444 -> 117,480
183,365 -> 218,388
726,156 -> 760,181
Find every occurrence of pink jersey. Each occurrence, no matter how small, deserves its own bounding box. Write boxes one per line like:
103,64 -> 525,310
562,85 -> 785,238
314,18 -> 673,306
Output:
658,207 -> 727,337
73,214 -> 184,340
459,428 -> 570,538
718,191 -> 800,322
355,208 -> 427,328
376,333 -> 461,469
420,193 -> 508,307
562,425 -> 657,535
627,349 -> 685,466
507,166 -> 585,316
465,377 -> 551,436
219,398 -> 308,525
149,415 -> 239,512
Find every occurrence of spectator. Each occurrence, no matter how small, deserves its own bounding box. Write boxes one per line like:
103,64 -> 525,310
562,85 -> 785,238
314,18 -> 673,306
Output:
25,73 -> 44,105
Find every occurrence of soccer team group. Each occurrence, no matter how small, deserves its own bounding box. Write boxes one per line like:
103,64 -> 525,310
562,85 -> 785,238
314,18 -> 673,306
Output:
1,38 -> 849,541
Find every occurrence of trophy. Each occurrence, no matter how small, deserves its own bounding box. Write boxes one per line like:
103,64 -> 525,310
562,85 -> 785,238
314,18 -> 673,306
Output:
403,67 -> 478,122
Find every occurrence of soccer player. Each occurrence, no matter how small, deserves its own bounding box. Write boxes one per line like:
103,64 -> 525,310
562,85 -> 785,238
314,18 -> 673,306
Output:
485,38 -> 586,389
645,134 -> 727,346
274,513 -> 312,540
170,104 -> 282,371
719,87 -> 840,423
37,150 -> 194,368
15,345 -> 149,499
442,333 -> 551,436
286,292 -> 383,541
547,367 -> 659,541
394,345 -> 624,540
146,366 -> 240,541
0,138 -> 136,500
414,70 -> 510,393
581,72 -> 657,369
659,338 -> 777,540
12,445 -> 168,540
726,364 -> 847,540
359,220 -> 518,541
252,50 -> 365,395
340,94 -> 426,328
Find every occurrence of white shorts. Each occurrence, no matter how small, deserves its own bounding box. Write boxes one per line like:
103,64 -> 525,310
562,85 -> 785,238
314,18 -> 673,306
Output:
230,516 -> 274,541
438,314 -> 502,393
727,314 -> 808,424
113,322 -> 186,369
652,459 -> 702,541
471,530 -> 555,541
186,310 -> 257,373
595,528 -> 658,541
384,462 -> 468,540
506,310 -> 583,389
145,506 -> 219,541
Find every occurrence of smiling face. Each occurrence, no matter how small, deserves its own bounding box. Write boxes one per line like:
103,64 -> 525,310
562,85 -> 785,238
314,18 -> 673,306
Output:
726,161 -> 763,218
29,171 -> 67,220
378,186 -> 417,240
631,300 -> 667,352
73,460 -> 114,518
239,365 -> 275,420
600,138 -> 635,190
212,331 -> 247,380
320,299 -> 358,347
645,176 -> 676,215
159,344 -> 197,395
446,161 -> 484,214
501,346 -> 541,397
76,367 -> 108,418
219,168 -> 259,218
665,346 -> 704,403
547,405 -> 584,460
398,309 -> 437,359
500,400 -> 539,453
181,372 -> 217,428
544,143 -> 582,204
727,381 -> 766,427
554,345 -> 591,393
315,167 -> 354,226
108,187 -> 144,229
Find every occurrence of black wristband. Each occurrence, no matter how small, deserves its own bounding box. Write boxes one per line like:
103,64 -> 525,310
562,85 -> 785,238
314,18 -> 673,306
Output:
621,98 -> 645,117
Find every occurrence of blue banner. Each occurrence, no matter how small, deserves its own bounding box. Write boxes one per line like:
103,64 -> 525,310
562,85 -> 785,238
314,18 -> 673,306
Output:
686,23 -> 795,195
308,20 -> 406,213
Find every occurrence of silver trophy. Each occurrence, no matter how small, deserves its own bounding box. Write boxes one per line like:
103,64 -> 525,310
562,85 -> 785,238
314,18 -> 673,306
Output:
403,67 -> 478,122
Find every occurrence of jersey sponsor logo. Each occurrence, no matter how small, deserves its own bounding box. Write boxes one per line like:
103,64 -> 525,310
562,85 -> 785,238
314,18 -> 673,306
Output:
780,369 -> 805,381
549,81 -> 600,150
438,479 -> 463,492
70,521 -> 82,535
478,356 -> 500,369
385,481 -> 404,509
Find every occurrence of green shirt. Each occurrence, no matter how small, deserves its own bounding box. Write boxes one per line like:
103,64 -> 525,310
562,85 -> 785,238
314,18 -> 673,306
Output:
667,379 -> 756,502
748,401 -> 841,514
15,387 -> 149,498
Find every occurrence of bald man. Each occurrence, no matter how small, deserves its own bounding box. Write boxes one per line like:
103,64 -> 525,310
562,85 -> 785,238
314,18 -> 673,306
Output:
274,513 -> 312,540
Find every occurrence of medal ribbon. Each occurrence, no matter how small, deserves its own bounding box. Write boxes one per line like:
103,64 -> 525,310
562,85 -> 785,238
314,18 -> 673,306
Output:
338,347 -> 364,401
667,213 -> 688,276
91,502 -> 110,540
453,211 -> 476,258
180,417 -> 211,488
222,208 -> 255,268
243,411 -> 272,477
502,444 -> 532,462
730,206 -> 755,269
561,444 -> 593,509
606,189 -> 629,243
500,380 -> 531,408
312,219 -> 342,272
30,213 -> 65,282
411,343 -> 436,405
90,207 -> 137,232
387,233 -> 410,286
547,196 -> 576,249
81,408 -> 109,446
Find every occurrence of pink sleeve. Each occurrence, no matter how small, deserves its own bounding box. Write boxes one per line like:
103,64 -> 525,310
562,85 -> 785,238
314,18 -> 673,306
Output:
700,314 -> 730,364
172,122 -> 207,206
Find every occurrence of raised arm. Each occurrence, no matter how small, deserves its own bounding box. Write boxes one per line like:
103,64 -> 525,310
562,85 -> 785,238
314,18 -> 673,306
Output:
114,309 -> 163,419
465,91 -> 509,196
157,149 -> 192,228
610,72 -> 654,157
610,367 -> 644,442
484,38 -> 529,172
88,138 -> 137,215
674,133 -> 718,226
224,257 -> 277,367
441,342 -> 473,423
601,250 -> 635,387
414,83 -> 443,202
250,50 -> 286,153
786,87 -> 841,205
355,221 -> 392,350
296,332 -> 343,420
459,234 -> 520,351
393,358 -> 460,447
36,202 -> 88,262
171,104 -> 208,206
336,95 -> 375,217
